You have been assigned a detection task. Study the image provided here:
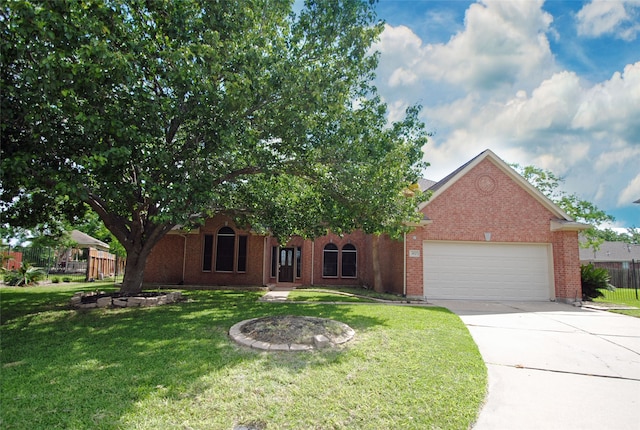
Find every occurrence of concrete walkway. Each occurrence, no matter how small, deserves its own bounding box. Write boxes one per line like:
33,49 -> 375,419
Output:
259,288 -> 293,302
433,301 -> 640,430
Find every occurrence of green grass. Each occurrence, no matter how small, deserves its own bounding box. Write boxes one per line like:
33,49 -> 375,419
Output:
0,282 -> 118,324
287,289 -> 377,302
1,284 -> 486,429
593,289 -> 640,318
296,286 -> 408,302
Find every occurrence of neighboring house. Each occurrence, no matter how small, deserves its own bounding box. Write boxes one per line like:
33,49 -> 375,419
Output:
56,230 -> 118,280
579,241 -> 640,289
70,230 -> 110,251
579,241 -> 640,269
144,150 -> 588,302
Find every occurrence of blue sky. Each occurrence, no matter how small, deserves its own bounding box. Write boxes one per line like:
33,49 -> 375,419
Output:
370,0 -> 640,229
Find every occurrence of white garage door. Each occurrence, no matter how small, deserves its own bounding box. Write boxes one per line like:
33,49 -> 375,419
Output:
423,241 -> 553,301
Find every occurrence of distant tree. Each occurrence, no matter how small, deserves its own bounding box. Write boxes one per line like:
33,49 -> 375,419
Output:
511,164 -> 614,250
593,228 -> 628,242
591,227 -> 640,244
1,0 -> 428,294
625,227 -> 640,244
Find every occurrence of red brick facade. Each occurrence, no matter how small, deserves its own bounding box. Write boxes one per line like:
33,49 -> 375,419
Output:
144,151 -> 585,302
145,218 -> 389,289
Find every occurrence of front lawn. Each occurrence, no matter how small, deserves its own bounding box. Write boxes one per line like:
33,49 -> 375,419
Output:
296,285 -> 408,301
1,284 -> 486,429
287,289 -> 378,302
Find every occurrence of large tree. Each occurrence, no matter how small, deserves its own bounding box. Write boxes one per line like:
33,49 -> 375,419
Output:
1,0 -> 428,293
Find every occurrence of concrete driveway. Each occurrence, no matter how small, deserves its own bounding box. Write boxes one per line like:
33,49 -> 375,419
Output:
432,301 -> 640,430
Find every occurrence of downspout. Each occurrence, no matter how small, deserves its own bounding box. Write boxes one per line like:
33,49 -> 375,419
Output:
311,240 -> 315,285
180,234 -> 187,285
263,236 -> 268,286
403,232 -> 407,297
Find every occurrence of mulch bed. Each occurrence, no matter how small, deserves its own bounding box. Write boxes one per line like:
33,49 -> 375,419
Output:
239,315 -> 352,345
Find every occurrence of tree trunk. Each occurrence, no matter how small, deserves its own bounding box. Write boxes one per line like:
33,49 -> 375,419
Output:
119,249 -> 152,294
372,234 -> 384,293
90,201 -> 174,295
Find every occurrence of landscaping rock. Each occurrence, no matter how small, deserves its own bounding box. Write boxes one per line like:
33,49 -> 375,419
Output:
313,334 -> 331,349
113,298 -> 128,307
269,343 -> 290,351
96,297 -> 112,307
78,302 -> 97,309
70,291 -> 182,309
126,297 -> 145,307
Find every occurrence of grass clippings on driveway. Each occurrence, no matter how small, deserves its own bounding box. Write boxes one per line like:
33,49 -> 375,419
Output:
1,285 -> 486,429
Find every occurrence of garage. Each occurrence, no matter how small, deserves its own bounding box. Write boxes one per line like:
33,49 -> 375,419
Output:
423,241 -> 554,301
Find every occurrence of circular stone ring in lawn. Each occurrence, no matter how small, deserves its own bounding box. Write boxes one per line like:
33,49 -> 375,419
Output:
229,315 -> 355,351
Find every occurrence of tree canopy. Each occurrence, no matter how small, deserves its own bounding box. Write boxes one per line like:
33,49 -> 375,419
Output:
1,0 -> 428,293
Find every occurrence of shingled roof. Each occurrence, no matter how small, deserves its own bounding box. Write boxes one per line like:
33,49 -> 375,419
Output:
579,240 -> 640,262
70,230 -> 110,251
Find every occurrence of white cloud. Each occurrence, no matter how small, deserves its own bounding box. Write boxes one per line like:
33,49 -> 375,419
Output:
593,144 -> 640,173
576,0 -> 640,41
373,0 -> 640,225
573,62 -> 640,139
428,0 -> 554,90
374,0 -> 556,95
619,173 -> 640,205
420,61 -> 640,209
388,67 -> 419,87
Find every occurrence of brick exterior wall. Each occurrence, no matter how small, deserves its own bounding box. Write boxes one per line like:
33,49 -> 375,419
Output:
144,216 -> 405,292
144,216 -> 265,286
404,157 -> 582,301
144,155 -> 583,301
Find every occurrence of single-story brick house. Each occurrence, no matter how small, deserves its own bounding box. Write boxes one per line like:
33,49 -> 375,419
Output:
579,241 -> 640,268
579,241 -> 640,289
144,149 -> 588,302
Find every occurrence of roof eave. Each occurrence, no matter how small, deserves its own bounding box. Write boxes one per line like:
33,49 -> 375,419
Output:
550,219 -> 591,232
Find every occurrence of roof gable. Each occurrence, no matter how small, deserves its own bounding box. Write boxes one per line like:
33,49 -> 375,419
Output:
419,149 -> 574,222
70,230 -> 110,251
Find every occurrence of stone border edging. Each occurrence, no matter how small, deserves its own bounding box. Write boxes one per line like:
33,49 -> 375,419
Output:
70,291 -> 182,309
229,316 -> 355,352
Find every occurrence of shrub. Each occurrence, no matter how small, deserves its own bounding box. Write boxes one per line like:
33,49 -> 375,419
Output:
2,262 -> 47,286
581,264 -> 615,300
51,277 -> 61,284
62,276 -> 72,283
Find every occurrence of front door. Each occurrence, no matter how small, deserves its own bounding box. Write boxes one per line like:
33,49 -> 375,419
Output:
278,248 -> 294,282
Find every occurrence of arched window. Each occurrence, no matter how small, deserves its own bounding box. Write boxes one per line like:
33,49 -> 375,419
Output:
322,243 -> 338,277
341,244 -> 357,278
216,227 -> 235,272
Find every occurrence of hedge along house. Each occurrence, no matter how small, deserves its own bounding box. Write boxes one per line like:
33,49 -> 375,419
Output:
144,150 -> 588,302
